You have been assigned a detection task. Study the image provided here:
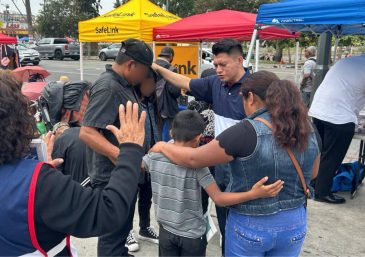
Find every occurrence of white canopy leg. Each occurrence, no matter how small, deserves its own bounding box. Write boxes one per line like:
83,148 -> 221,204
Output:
152,41 -> 156,61
333,37 -> 339,63
255,39 -> 260,72
295,40 -> 300,83
80,43 -> 84,80
245,27 -> 258,69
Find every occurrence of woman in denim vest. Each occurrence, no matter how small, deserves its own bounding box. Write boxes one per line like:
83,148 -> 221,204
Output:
151,71 -> 321,257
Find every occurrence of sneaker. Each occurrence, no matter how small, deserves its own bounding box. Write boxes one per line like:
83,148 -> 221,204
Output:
126,230 -> 140,252
138,227 -> 159,244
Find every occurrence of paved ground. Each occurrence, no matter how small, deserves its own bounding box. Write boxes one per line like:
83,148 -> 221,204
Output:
39,59 -> 298,83
39,59 -> 365,256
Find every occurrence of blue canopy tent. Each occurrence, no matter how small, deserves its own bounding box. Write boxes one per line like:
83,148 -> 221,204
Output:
246,0 -> 365,75
256,0 -> 365,36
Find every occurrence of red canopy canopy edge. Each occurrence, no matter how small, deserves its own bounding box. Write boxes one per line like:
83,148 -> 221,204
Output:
0,33 -> 17,44
153,10 -> 300,42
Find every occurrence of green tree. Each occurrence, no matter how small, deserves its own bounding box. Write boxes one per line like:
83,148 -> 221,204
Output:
194,0 -> 277,14
150,0 -> 195,17
114,0 -> 122,8
35,0 -> 101,38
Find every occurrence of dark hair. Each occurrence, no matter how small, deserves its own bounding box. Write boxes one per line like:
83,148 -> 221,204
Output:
201,68 -> 216,78
212,38 -> 244,57
241,71 -> 311,152
0,71 -> 37,164
115,52 -> 133,65
134,69 -> 160,125
171,110 -> 206,142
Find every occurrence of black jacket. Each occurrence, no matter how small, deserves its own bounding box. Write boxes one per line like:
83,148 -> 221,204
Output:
155,58 -> 181,118
34,143 -> 143,255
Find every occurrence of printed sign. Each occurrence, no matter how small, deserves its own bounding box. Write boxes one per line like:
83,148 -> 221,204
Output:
155,45 -> 199,79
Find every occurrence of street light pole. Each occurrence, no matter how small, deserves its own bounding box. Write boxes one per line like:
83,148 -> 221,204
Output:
24,0 -> 33,36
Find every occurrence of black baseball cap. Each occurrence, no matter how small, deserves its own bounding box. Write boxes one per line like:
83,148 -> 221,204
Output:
158,47 -> 174,58
118,38 -> 153,66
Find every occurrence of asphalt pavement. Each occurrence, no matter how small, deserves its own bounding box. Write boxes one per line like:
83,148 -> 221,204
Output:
39,58 -> 298,84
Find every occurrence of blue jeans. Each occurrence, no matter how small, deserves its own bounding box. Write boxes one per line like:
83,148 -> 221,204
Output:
214,163 -> 231,256
225,207 -> 307,257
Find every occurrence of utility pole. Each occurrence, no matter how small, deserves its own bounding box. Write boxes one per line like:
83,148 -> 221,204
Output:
24,0 -> 33,36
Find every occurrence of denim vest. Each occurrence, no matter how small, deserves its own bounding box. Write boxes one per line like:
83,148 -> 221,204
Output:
227,109 -> 319,216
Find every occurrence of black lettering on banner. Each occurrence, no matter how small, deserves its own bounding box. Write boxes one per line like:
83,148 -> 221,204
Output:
95,26 -> 119,34
177,61 -> 197,75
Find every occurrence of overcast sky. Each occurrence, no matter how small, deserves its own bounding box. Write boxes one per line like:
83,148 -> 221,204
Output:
0,0 -> 115,16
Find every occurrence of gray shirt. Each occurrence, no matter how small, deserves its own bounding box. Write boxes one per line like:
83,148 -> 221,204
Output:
143,152 -> 215,239
301,58 -> 316,92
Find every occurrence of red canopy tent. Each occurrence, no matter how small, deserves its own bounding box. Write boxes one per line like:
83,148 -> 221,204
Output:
0,33 -> 17,44
153,10 -> 299,42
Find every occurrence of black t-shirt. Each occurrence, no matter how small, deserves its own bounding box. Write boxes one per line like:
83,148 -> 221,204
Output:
34,143 -> 144,255
52,127 -> 88,183
83,65 -> 140,185
216,120 -> 322,158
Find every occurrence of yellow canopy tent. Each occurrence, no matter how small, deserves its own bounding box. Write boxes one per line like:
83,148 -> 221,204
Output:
77,0 -> 179,79
78,0 -> 180,43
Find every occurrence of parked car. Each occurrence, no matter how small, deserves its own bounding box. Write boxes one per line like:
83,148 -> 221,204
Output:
33,38 -> 80,61
201,48 -> 214,71
99,43 -> 121,61
18,45 -> 41,66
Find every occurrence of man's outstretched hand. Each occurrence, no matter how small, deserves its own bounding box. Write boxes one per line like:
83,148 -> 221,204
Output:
44,131 -> 64,167
107,101 -> 146,147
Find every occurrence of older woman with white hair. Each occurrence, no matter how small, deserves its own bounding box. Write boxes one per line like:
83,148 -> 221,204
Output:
300,46 -> 317,107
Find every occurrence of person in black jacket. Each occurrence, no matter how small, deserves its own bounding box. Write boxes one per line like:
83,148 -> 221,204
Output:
0,69 -> 147,256
155,47 -> 181,141
52,124 -> 88,183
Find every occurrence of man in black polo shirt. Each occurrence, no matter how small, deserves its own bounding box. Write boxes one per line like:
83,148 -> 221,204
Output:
80,38 -> 153,257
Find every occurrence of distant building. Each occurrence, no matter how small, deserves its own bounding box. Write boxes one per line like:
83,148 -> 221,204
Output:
0,11 -> 35,37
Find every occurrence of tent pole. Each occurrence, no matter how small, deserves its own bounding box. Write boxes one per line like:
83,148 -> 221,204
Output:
295,40 -> 299,83
80,42 -> 84,80
245,26 -> 259,69
255,39 -> 260,72
198,42 -> 202,77
333,37 -> 339,63
152,41 -> 156,61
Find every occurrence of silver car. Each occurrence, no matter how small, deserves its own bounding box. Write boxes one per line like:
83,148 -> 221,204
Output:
99,43 -> 121,61
18,45 -> 41,66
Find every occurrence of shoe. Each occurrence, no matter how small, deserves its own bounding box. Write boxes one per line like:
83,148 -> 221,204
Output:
125,230 -> 140,252
139,227 -> 159,244
331,193 -> 346,201
314,194 -> 346,204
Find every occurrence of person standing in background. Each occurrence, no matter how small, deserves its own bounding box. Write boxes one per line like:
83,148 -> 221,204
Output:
309,55 -> 365,204
300,46 -> 316,107
155,47 -> 181,141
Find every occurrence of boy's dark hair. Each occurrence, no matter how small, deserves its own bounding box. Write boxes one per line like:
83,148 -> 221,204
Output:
171,110 -> 206,142
212,38 -> 244,57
